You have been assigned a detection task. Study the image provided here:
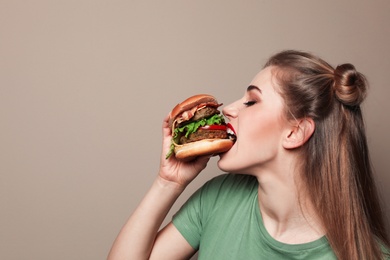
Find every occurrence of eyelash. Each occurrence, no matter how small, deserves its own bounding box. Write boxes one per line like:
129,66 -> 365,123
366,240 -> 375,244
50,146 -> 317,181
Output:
243,101 -> 257,107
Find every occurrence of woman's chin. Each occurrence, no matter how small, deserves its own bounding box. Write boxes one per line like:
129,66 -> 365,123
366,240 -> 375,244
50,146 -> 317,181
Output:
217,153 -> 235,173
216,154 -> 227,171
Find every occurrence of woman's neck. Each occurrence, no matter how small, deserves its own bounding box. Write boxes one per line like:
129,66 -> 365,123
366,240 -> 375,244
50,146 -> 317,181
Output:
255,163 -> 324,244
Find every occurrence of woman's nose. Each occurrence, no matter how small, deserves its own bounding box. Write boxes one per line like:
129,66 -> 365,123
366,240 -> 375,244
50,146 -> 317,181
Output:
222,101 -> 239,120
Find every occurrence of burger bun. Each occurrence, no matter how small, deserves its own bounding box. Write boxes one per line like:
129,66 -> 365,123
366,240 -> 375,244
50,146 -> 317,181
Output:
168,94 -> 218,128
174,138 -> 234,161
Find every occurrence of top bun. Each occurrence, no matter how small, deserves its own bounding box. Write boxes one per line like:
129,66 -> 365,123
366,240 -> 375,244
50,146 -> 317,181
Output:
168,94 -> 218,128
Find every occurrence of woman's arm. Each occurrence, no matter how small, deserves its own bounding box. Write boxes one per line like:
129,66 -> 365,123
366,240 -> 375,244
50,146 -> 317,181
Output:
107,177 -> 195,260
107,115 -> 210,260
150,222 -> 196,259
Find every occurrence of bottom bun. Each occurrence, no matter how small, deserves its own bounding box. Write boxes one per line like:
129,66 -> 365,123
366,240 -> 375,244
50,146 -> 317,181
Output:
174,139 -> 234,161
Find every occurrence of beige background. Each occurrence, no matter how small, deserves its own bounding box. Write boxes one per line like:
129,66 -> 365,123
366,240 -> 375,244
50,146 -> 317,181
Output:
1,1 -> 389,259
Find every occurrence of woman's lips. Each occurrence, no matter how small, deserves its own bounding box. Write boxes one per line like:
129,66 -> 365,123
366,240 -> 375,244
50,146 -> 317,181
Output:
226,123 -> 237,142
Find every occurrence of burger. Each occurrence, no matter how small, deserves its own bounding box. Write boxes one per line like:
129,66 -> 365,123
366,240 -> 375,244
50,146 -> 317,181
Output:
166,94 -> 236,161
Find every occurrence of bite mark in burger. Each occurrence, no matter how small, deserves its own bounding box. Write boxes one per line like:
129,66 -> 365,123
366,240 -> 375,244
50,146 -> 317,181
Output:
166,94 -> 236,161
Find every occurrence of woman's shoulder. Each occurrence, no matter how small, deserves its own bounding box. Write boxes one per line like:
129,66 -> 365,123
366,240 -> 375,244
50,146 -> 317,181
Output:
200,173 -> 258,199
208,173 -> 257,185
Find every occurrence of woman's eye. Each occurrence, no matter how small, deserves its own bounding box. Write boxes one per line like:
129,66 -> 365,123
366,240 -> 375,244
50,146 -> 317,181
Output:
243,101 -> 257,107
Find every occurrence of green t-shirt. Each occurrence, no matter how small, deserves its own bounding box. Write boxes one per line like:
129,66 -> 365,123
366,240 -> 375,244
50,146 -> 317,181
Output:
172,174 -> 336,259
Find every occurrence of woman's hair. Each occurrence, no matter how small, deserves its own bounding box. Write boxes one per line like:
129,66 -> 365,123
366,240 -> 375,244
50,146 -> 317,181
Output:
264,50 -> 389,259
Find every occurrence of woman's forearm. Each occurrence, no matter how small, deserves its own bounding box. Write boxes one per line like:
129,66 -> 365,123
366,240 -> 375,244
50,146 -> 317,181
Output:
107,176 -> 185,260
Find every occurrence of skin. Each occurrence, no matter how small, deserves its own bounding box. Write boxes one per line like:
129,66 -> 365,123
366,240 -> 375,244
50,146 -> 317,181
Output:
107,66 -> 323,260
220,67 -> 322,243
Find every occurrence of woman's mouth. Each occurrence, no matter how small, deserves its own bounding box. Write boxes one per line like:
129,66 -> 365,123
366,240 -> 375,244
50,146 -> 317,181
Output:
226,123 -> 237,142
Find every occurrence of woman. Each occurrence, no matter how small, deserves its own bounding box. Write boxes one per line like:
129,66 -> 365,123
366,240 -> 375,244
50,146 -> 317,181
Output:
108,50 -> 390,259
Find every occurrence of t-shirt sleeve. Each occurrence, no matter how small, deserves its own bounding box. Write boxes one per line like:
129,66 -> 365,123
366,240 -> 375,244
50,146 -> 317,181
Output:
172,174 -> 228,249
172,187 -> 203,249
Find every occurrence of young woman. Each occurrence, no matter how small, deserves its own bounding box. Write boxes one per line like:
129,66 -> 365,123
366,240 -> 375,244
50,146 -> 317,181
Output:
108,50 -> 390,259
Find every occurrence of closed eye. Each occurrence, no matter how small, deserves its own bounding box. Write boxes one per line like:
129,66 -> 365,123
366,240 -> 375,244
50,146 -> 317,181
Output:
243,101 -> 257,107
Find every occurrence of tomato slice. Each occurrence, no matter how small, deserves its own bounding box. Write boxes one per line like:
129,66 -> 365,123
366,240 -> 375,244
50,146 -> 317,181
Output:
199,125 -> 228,131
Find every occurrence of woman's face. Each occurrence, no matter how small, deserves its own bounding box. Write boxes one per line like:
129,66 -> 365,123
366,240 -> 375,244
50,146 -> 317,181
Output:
218,66 -> 289,175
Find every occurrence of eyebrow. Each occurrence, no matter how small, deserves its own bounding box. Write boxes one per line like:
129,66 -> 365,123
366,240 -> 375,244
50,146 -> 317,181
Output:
247,85 -> 262,93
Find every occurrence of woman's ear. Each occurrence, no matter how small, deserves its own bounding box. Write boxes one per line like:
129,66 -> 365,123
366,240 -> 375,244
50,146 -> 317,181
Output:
282,118 -> 315,149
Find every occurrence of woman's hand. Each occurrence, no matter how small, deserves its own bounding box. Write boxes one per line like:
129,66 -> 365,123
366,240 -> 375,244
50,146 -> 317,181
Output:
158,114 -> 211,188
108,114 -> 211,260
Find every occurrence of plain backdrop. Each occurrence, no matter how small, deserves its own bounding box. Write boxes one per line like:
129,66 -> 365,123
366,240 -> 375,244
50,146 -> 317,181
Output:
1,1 -> 389,259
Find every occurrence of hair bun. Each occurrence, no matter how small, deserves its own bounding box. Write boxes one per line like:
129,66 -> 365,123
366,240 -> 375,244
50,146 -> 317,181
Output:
333,63 -> 367,107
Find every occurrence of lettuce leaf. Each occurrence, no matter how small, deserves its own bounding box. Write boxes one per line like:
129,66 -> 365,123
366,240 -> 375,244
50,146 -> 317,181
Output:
174,114 -> 225,138
165,114 -> 225,159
